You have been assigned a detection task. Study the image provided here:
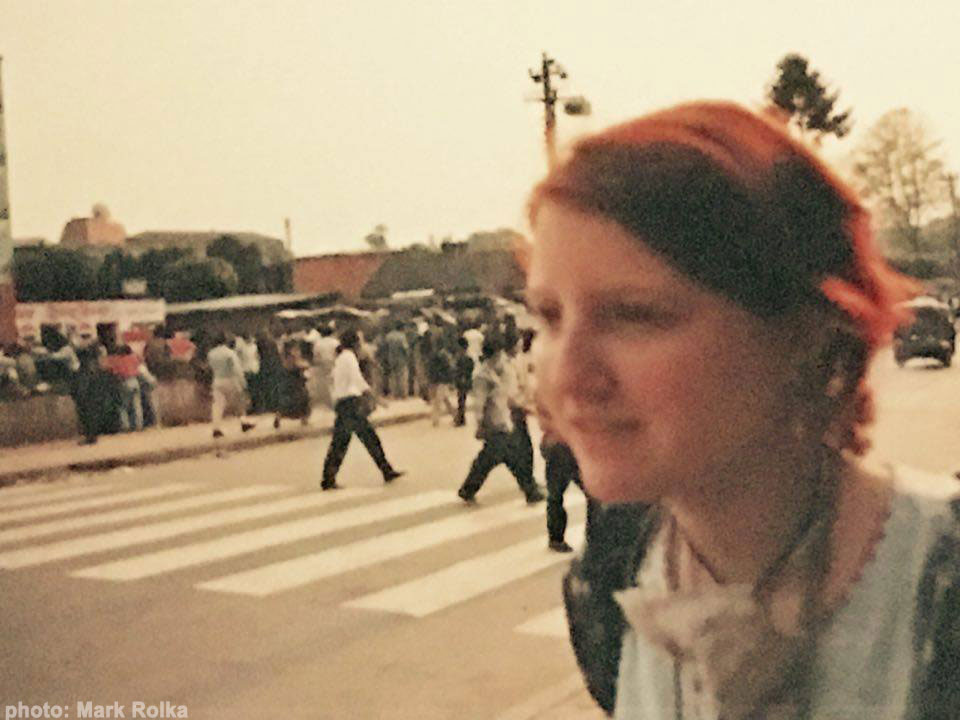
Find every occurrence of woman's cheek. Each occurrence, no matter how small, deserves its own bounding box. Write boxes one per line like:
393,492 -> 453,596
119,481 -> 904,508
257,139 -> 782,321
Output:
532,340 -> 559,401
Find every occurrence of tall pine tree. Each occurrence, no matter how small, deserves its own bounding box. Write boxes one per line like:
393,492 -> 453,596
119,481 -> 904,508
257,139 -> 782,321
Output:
767,54 -> 852,142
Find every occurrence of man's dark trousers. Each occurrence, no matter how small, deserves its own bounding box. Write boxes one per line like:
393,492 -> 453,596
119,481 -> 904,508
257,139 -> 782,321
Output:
460,431 -> 537,498
544,441 -> 587,543
322,396 -> 392,485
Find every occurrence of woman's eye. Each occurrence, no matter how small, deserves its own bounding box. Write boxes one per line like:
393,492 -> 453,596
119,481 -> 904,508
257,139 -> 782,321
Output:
603,305 -> 672,328
530,303 -> 561,330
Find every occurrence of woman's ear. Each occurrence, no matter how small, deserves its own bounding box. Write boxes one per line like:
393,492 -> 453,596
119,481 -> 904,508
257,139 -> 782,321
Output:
789,309 -> 866,396
799,315 -> 872,454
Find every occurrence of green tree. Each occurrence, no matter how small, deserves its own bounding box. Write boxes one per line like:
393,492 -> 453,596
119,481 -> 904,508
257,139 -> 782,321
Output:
96,249 -> 143,298
160,257 -> 239,302
851,108 -> 948,256
364,224 -> 389,251
207,234 -> 266,294
139,247 -> 191,297
12,247 -> 99,301
262,263 -> 293,293
767,53 -> 852,142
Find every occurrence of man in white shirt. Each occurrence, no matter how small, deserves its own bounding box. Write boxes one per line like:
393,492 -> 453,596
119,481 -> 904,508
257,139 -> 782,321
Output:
320,329 -> 404,490
311,325 -> 340,409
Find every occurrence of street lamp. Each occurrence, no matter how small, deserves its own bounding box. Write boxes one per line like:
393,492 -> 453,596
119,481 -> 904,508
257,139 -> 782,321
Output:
528,52 -> 591,168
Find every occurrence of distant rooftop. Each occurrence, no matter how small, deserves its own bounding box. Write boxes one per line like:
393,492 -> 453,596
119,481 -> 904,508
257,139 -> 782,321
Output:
13,237 -> 46,247
166,291 -> 336,315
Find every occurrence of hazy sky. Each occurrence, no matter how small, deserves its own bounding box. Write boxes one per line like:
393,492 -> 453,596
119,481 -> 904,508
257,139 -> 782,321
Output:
2,1 -> 959,257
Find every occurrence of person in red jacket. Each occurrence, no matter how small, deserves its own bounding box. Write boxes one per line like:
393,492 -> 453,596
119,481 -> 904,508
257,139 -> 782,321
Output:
102,344 -> 143,432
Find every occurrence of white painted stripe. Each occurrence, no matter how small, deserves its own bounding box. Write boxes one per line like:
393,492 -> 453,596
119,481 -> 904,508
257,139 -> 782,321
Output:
0,481 -> 126,508
493,673 -> 587,720
198,498 -> 547,597
514,607 -> 567,638
344,523 -> 585,617
73,490 -> 447,581
0,483 -> 196,524
0,485 -> 303,545
0,485 -> 284,569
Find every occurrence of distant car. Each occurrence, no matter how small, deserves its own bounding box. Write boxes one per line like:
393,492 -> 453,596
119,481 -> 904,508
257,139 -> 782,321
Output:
893,297 -> 956,367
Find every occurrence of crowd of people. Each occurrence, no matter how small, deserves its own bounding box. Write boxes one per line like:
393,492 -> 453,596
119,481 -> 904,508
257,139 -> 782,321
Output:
308,313 -> 583,551
274,312 -> 578,533
1,326 -> 163,443
6,305 -> 588,553
2,308 -> 586,546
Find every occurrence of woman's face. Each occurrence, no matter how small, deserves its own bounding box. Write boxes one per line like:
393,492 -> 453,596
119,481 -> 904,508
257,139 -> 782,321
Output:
527,202 -> 802,505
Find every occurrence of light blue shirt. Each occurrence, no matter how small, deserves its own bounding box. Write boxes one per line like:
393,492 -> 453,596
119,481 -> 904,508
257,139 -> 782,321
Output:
207,344 -> 245,386
614,467 -> 958,720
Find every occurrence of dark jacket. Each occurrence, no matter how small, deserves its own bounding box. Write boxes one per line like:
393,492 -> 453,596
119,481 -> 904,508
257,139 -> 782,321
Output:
426,348 -> 452,384
453,352 -> 474,391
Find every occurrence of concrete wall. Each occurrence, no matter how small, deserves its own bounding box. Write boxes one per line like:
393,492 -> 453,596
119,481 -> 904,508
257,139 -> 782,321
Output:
0,394 -> 79,446
0,379 -> 248,447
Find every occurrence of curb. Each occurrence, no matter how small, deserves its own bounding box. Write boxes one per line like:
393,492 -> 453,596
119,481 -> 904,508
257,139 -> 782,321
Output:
0,410 -> 432,488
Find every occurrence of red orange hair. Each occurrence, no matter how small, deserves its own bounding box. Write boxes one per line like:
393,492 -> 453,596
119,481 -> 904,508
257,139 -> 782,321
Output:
529,101 -> 917,350
528,101 -> 919,453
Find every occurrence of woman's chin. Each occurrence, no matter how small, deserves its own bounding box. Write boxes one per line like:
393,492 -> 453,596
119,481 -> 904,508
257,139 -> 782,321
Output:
579,461 -> 658,505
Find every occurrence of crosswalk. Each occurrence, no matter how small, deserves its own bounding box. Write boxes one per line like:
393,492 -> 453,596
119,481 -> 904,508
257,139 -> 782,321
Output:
0,478 -> 585,635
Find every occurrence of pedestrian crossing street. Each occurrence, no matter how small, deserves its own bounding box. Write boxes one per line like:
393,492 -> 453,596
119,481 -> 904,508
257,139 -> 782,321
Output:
0,477 -> 585,638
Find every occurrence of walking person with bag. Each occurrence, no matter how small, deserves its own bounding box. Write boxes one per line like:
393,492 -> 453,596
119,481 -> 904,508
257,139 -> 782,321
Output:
457,339 -> 545,504
321,329 -> 404,490
503,329 -> 535,485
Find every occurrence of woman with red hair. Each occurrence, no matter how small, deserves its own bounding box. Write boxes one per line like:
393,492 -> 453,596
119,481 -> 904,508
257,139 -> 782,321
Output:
525,101 -> 958,719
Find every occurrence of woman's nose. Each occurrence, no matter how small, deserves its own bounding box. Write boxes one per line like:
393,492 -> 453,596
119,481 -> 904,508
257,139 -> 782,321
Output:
548,324 -> 615,403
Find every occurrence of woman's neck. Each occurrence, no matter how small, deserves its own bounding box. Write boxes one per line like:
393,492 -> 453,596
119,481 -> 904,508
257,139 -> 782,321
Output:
663,447 -> 838,586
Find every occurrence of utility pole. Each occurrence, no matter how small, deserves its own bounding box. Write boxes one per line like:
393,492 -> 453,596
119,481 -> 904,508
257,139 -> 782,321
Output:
946,173 -> 960,288
0,56 -> 16,344
528,52 -> 590,169
529,52 -> 564,168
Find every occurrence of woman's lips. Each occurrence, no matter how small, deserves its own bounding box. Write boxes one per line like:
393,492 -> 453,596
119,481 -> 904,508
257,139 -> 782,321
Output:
567,417 -> 641,436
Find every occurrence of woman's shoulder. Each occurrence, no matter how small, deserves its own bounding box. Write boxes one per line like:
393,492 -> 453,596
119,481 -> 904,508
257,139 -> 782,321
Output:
882,464 -> 960,539
847,464 -> 960,594
877,465 -> 960,717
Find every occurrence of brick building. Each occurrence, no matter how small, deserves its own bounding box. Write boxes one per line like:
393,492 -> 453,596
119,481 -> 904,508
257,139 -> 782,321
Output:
293,251 -> 392,300
60,204 -> 127,248
293,247 -> 524,300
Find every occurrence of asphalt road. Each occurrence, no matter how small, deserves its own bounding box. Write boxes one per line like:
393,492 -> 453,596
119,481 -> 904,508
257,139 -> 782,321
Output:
2,346 -> 958,720
1,416 -> 590,720
867,348 -> 960,476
